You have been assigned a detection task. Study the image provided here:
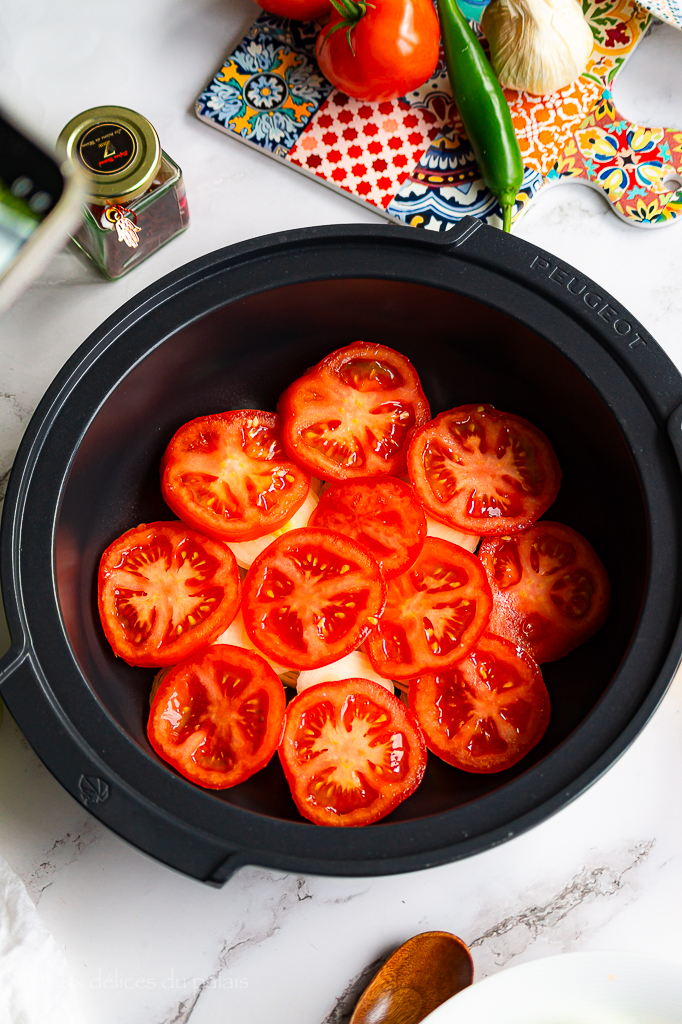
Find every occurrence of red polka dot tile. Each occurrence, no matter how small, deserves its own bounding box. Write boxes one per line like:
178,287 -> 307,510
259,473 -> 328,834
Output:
287,93 -> 439,209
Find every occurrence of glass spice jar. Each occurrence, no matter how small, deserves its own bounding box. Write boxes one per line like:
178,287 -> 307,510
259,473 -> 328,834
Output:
58,105 -> 189,280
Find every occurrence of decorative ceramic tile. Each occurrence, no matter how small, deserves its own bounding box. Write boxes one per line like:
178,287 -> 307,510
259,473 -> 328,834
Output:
551,90 -> 682,225
510,78 -> 603,176
196,0 -> 682,230
387,144 -> 545,229
196,14 -> 332,158
584,0 -> 652,84
288,94 -> 439,209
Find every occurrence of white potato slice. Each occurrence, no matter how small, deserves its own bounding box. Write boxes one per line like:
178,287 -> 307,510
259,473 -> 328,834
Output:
425,515 -> 480,554
214,609 -> 293,680
226,488 -> 319,569
296,650 -> 394,695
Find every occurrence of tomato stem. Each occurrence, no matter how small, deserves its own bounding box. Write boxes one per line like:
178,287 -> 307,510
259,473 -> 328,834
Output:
321,0 -> 375,56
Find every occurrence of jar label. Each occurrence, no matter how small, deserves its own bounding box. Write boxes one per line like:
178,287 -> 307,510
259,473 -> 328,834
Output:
78,123 -> 137,175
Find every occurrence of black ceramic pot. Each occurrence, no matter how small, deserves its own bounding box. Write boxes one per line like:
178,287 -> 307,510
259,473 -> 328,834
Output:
2,219 -> 682,884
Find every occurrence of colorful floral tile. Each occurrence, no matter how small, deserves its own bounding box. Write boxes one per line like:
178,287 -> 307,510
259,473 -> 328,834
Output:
585,0 -> 652,83
196,14 -> 332,157
551,91 -> 682,225
196,0 -> 682,231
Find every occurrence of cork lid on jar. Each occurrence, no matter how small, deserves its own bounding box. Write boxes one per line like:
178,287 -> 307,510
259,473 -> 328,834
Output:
58,105 -> 161,206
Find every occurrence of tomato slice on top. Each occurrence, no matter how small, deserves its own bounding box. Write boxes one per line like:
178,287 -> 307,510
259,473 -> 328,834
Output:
279,678 -> 426,826
366,537 -> 493,680
98,521 -> 241,667
478,521 -> 611,663
309,476 -> 426,578
161,410 -> 310,542
410,633 -> 550,773
278,342 -> 431,480
148,644 -> 286,789
408,404 -> 561,536
242,527 -> 386,671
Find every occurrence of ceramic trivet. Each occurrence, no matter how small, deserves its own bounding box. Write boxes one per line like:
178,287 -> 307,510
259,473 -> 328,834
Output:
196,0 -> 682,230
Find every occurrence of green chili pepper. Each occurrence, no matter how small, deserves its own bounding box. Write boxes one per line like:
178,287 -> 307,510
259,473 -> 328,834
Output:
436,0 -> 523,232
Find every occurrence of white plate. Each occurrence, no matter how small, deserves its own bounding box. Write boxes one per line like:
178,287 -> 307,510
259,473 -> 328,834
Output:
422,951 -> 682,1024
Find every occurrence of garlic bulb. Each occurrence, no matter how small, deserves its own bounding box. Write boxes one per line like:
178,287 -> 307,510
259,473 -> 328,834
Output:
482,0 -> 594,96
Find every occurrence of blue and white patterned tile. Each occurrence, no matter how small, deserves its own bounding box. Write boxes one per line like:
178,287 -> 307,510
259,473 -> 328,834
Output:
196,14 -> 332,158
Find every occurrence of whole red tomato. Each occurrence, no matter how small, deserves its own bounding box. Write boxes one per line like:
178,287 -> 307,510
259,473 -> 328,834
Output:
316,0 -> 440,102
256,0 -> 332,19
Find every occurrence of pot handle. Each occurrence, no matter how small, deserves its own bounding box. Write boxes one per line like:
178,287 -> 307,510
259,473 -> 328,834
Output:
207,850 -> 254,885
0,584 -> 20,685
428,217 -> 483,250
0,643 -> 28,695
0,647 -> 116,810
668,403 -> 682,465
0,646 -> 250,885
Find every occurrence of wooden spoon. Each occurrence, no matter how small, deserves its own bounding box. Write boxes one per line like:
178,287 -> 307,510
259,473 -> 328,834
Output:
349,931 -> 473,1024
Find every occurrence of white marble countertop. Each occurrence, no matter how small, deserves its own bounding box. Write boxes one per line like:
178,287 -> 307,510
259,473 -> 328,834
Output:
1,3 -> 682,1022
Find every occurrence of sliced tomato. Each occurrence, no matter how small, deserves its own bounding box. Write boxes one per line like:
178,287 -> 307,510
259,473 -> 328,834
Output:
242,527 -> 386,670
408,404 -> 561,536
279,678 -> 426,825
98,521 -> 241,667
278,342 -> 431,481
478,522 -> 610,663
148,644 -> 286,789
366,537 -> 492,679
309,476 -> 426,578
410,633 -> 550,773
161,410 -> 310,542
